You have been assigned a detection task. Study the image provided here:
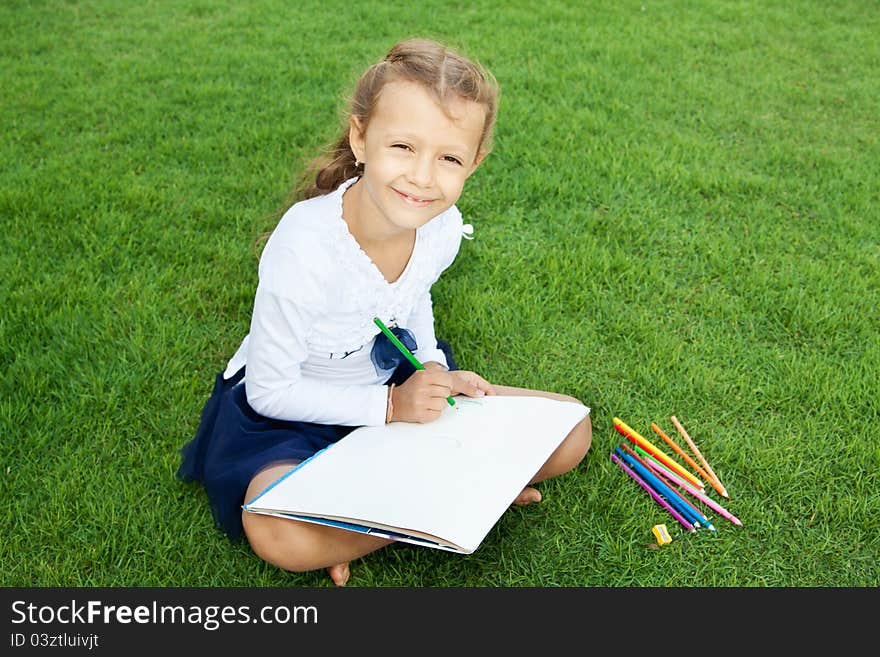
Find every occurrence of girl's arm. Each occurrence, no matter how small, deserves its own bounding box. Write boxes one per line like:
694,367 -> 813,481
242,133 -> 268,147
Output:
406,290 -> 448,369
405,204 -> 467,368
244,284 -> 388,427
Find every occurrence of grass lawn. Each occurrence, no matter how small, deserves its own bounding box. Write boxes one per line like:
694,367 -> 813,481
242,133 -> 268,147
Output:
1,0 -> 877,588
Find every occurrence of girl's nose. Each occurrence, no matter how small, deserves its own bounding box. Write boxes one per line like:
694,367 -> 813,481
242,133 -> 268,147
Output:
408,154 -> 434,187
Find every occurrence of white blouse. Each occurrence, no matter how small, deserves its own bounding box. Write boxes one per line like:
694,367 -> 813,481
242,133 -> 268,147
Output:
223,177 -> 473,427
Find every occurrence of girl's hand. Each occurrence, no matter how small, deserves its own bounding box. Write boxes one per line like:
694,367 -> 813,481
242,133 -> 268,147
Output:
391,362 -> 495,423
447,369 -> 495,398
392,367 -> 455,424
391,364 -> 495,423
423,361 -> 494,397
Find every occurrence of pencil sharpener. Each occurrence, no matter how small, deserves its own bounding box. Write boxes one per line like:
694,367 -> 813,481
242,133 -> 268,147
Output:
652,523 -> 672,546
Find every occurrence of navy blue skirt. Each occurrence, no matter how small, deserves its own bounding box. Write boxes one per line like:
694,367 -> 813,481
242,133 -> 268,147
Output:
177,340 -> 458,542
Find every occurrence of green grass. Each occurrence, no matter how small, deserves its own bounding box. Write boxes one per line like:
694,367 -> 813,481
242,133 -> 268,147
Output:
2,0 -> 877,587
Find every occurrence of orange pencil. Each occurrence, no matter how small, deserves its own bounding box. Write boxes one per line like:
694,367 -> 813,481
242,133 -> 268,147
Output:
670,415 -> 729,499
650,422 -> 713,485
612,417 -> 704,489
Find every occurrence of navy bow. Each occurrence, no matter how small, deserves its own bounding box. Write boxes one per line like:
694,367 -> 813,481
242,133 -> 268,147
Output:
370,325 -> 418,373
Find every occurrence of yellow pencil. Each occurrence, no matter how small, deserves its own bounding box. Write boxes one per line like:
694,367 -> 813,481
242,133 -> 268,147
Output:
612,417 -> 704,489
670,415 -> 729,499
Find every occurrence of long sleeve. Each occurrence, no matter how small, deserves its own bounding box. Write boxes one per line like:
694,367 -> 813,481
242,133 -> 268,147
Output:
226,180 -> 469,425
244,283 -> 388,427
406,206 -> 466,368
407,289 -> 448,368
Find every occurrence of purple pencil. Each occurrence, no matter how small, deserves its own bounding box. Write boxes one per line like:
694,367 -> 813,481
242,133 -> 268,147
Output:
611,452 -> 696,532
619,443 -> 709,528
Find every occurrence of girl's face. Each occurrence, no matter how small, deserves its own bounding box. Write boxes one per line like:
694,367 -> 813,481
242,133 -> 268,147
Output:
348,79 -> 486,234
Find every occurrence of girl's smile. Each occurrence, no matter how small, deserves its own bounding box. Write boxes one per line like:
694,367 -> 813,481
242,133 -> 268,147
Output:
392,187 -> 436,207
344,79 -> 486,241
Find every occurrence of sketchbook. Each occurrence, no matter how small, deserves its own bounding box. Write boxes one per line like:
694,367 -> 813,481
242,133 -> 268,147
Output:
243,395 -> 590,554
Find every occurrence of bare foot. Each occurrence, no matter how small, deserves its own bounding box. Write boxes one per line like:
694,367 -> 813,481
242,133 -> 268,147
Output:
327,562 -> 350,586
513,486 -> 542,506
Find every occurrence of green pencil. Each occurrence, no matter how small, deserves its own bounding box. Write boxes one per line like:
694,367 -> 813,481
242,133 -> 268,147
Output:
372,316 -> 455,407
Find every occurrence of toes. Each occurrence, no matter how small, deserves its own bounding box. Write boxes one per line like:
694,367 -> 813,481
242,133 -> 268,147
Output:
513,486 -> 542,506
328,563 -> 350,586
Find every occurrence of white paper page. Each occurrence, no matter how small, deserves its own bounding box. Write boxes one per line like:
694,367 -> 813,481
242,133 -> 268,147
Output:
245,395 -> 589,553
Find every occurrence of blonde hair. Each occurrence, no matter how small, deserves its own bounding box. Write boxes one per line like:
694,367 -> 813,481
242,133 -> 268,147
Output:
293,38 -> 498,201
252,39 -> 498,257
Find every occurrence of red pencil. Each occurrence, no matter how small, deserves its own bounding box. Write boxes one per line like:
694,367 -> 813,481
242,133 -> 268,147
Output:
613,418 -> 703,489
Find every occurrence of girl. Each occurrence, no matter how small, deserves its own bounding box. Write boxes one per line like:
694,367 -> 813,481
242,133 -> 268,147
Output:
178,38 -> 592,586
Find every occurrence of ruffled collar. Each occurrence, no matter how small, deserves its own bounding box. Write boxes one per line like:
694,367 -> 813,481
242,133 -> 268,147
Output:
332,177 -> 420,288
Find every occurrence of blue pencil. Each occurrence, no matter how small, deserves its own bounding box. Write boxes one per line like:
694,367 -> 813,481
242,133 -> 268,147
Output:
611,452 -> 696,532
621,443 -> 709,526
622,449 -> 716,532
616,448 -> 705,527
616,448 -> 716,531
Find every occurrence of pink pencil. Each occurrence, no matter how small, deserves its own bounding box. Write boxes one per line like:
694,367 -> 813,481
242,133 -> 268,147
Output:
611,452 -> 696,532
632,444 -> 705,494
619,443 -> 707,523
638,449 -> 743,527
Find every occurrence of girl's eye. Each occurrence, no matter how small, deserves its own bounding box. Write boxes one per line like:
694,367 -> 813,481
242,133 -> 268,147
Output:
392,143 -> 411,151
443,155 -> 463,166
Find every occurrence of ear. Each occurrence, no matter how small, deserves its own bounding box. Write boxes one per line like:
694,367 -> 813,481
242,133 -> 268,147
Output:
466,150 -> 488,177
349,116 -> 366,164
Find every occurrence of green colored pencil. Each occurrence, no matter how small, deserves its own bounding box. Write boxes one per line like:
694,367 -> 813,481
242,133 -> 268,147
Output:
372,316 -> 455,407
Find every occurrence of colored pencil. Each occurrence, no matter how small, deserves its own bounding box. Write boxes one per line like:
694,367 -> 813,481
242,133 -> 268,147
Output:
613,420 -> 695,483
634,445 -> 743,527
632,444 -> 705,494
651,421 -> 713,484
670,415 -> 728,499
622,448 -> 716,531
633,444 -> 699,491
633,444 -> 695,486
611,452 -> 696,532
619,444 -> 707,526
373,316 -> 455,407
616,447 -> 715,531
613,418 -> 702,488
